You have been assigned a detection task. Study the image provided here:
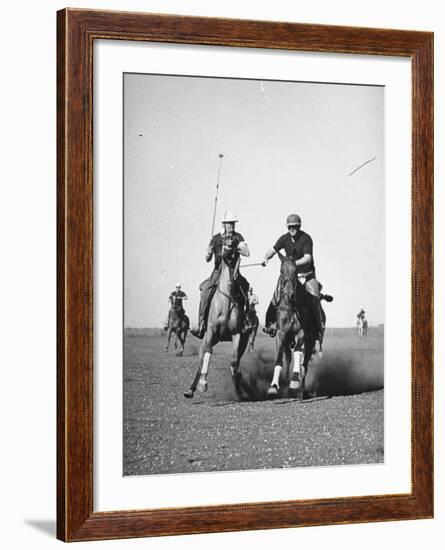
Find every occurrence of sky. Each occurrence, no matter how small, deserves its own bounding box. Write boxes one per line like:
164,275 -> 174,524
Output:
124,73 -> 384,328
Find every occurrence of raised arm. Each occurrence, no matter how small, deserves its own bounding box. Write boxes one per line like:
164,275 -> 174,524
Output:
205,241 -> 214,262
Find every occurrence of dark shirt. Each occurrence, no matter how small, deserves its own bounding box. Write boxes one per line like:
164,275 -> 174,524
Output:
169,290 -> 186,310
273,230 -> 315,271
209,231 -> 245,270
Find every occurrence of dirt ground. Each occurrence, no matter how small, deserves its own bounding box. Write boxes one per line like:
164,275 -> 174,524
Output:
123,328 -> 384,476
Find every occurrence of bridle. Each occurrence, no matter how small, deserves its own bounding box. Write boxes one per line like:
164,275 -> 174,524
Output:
278,259 -> 297,313
216,250 -> 241,310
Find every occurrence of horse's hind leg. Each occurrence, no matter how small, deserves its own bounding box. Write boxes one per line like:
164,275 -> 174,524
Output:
230,333 -> 242,389
249,325 -> 258,352
230,333 -> 250,398
253,325 -> 258,349
247,329 -> 255,352
301,334 -> 316,399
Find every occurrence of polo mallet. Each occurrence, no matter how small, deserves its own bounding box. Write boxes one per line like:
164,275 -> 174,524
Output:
240,262 -> 266,268
210,153 -> 224,238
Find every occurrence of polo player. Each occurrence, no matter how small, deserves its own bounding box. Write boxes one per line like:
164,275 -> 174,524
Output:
248,286 -> 259,312
262,213 -> 330,339
191,210 -> 250,339
164,283 -> 187,330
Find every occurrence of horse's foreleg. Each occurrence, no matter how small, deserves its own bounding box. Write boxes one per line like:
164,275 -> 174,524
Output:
197,334 -> 213,393
267,332 -> 286,396
175,332 -> 183,356
289,329 -> 305,397
184,333 -> 213,398
164,329 -> 172,352
300,333 -> 316,399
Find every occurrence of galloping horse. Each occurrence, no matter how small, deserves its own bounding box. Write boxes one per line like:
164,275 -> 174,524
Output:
165,307 -> 189,356
247,308 -> 259,352
184,248 -> 250,398
267,256 -> 318,399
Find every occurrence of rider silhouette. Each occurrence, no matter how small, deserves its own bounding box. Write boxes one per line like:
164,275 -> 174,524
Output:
262,213 -> 331,338
164,283 -> 187,330
248,286 -> 259,311
191,210 -> 250,339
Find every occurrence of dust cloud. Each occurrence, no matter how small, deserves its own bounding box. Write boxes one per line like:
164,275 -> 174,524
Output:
238,339 -> 383,400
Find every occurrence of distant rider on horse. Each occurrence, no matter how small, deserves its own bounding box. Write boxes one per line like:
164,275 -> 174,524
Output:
191,210 -> 251,339
164,283 -> 188,330
357,308 -> 366,321
262,213 -> 331,338
248,286 -> 259,312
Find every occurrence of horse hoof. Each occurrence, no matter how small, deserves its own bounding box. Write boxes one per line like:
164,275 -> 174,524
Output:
184,389 -> 194,399
267,385 -> 278,397
197,380 -> 208,393
318,351 -> 323,359
176,350 -> 183,357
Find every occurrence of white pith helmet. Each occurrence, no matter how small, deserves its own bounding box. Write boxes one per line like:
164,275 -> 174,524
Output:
175,283 -> 181,288
221,210 -> 238,223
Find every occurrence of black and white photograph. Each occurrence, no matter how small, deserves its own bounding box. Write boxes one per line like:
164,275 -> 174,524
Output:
2,0 -> 440,547
123,73 -> 385,477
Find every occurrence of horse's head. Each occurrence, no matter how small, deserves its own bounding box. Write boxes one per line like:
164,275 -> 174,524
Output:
279,256 -> 297,306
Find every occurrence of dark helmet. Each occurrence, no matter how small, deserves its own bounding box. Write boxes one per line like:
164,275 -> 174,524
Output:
286,213 -> 301,226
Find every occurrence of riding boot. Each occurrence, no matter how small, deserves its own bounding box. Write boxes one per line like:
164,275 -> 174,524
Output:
312,296 -> 324,340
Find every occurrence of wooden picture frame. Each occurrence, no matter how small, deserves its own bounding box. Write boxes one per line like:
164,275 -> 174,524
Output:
57,8 -> 433,542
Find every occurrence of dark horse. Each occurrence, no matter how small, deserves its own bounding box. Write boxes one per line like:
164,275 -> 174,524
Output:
164,307 -> 189,356
184,248 -> 251,398
267,256 -> 318,399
